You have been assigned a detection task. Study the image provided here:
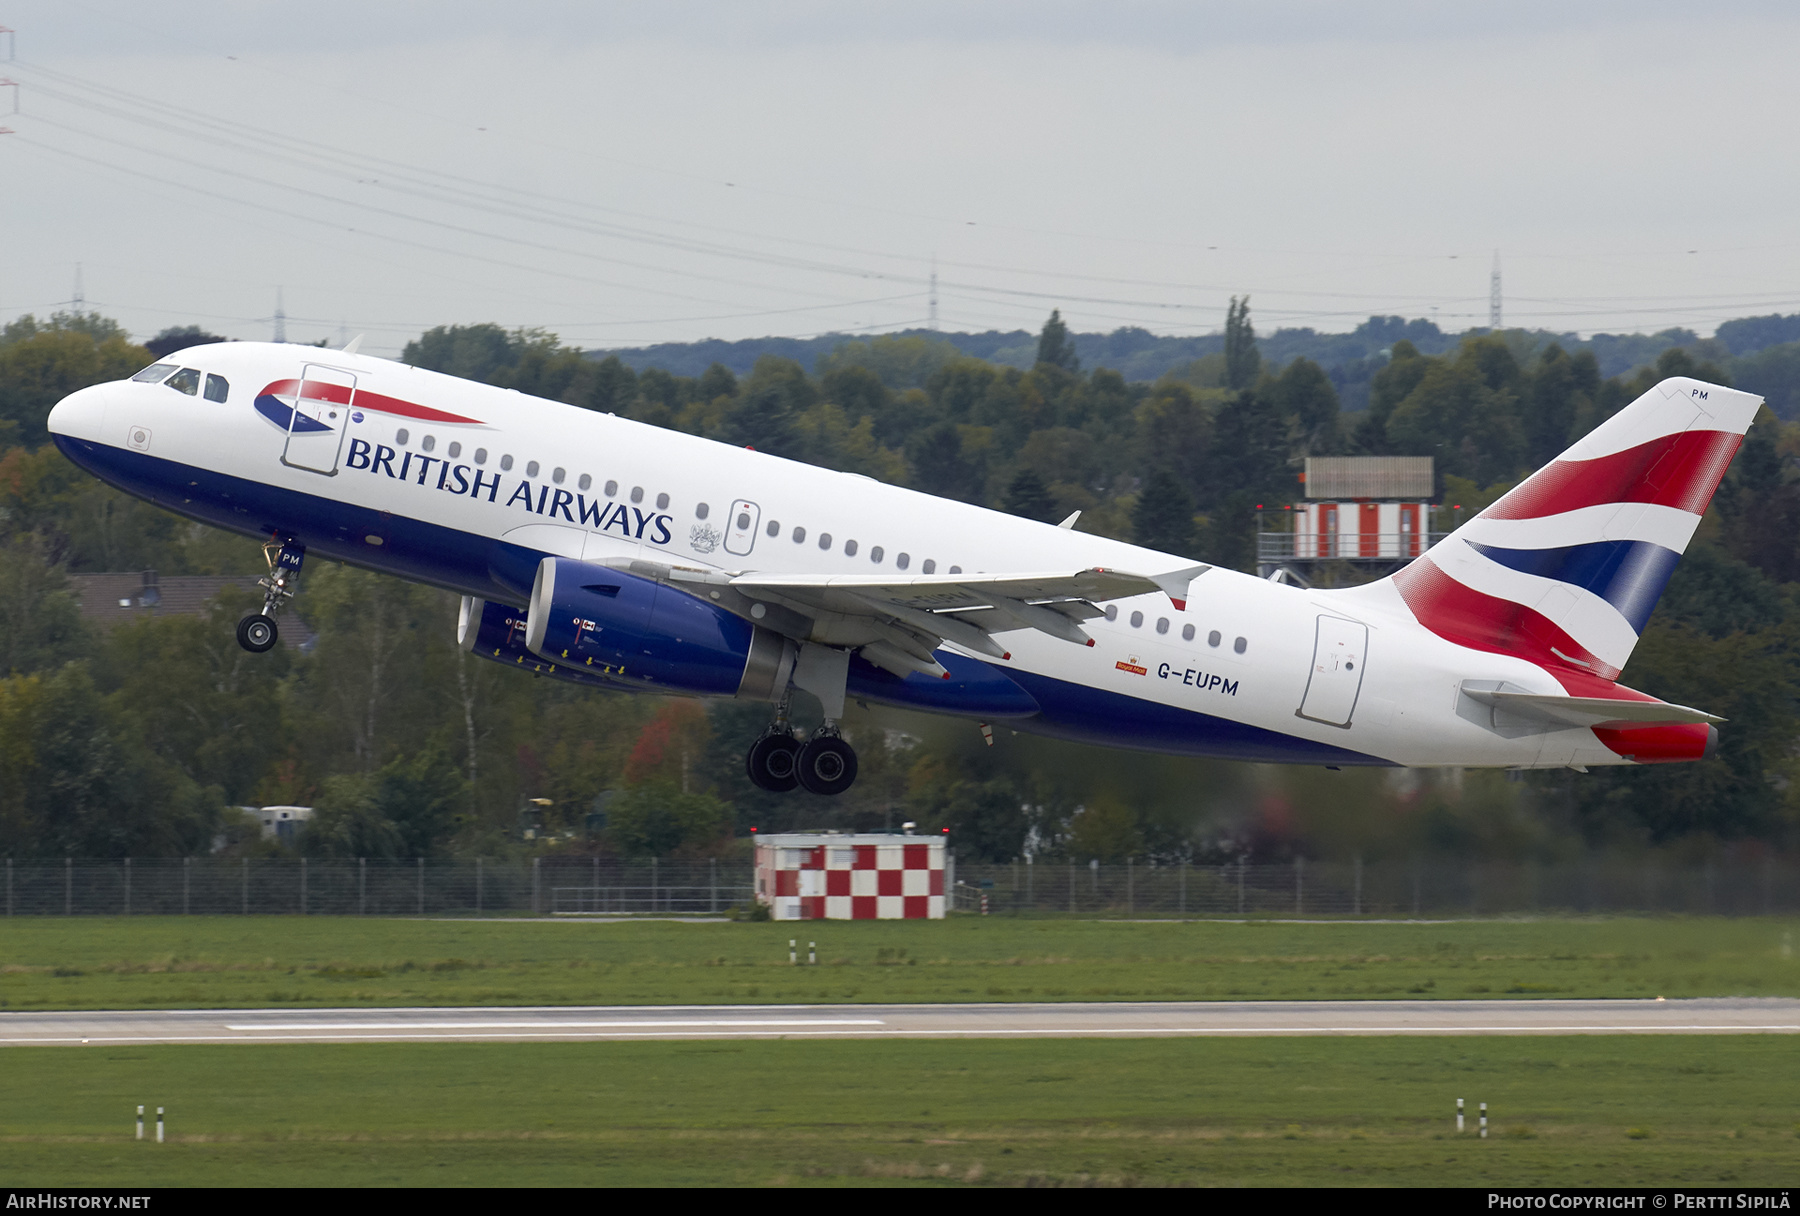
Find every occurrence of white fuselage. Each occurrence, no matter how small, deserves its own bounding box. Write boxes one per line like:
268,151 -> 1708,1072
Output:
47,342 -> 1638,770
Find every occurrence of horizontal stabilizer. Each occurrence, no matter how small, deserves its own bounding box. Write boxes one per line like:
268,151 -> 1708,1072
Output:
1461,683 -> 1723,730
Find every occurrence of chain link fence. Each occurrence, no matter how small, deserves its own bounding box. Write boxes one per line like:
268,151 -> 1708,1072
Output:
949,856 -> 1800,917
2,855 -> 1793,917
0,858 -> 751,917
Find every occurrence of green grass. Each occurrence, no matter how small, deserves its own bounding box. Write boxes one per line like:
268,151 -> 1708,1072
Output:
1,1037 -> 1795,1186
0,915 -> 1795,1009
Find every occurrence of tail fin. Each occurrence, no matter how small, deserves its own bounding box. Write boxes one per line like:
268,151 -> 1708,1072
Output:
1391,376 -> 1762,687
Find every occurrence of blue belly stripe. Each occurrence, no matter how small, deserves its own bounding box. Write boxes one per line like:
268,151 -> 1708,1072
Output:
1468,538 -> 1679,633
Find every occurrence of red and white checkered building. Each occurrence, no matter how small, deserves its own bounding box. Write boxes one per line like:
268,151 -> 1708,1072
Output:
754,833 -> 947,920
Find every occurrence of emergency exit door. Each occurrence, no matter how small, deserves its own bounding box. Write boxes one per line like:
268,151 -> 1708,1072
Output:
1297,614 -> 1367,728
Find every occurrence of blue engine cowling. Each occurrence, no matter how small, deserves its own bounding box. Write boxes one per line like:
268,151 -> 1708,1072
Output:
524,557 -> 794,700
458,596 -> 639,691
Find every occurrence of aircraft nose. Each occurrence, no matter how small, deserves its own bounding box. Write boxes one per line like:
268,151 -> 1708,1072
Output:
47,383 -> 111,442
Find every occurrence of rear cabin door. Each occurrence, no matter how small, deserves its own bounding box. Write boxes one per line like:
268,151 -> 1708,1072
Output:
282,364 -> 355,475
1297,614 -> 1368,728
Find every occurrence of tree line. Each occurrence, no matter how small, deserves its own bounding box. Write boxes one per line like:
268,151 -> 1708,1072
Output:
0,305 -> 1794,867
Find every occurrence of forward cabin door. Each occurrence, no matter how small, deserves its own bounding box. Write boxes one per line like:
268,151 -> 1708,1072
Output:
282,365 -> 355,475
1297,614 -> 1368,728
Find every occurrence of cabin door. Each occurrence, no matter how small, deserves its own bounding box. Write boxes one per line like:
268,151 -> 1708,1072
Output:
1297,614 -> 1367,728
282,365 -> 355,475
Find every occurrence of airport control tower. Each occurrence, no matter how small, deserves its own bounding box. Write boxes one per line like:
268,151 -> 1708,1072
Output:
1256,455 -> 1441,585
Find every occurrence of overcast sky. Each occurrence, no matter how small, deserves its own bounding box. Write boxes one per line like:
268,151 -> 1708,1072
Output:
3,1 -> 1798,356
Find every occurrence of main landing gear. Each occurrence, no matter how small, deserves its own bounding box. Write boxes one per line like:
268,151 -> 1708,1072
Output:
746,700 -> 859,796
237,536 -> 304,654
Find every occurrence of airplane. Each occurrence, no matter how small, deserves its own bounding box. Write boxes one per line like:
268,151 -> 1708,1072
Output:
45,343 -> 1759,794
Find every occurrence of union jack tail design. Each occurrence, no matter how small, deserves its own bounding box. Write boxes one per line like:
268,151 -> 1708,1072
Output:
1392,376 -> 1762,697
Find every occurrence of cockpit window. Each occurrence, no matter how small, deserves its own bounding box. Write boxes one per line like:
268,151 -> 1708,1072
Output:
132,363 -> 178,383
204,373 -> 230,403
164,368 -> 201,396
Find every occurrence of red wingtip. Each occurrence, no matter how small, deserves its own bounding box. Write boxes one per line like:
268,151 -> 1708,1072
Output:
941,670 -> 951,679
1170,598 -> 1187,611
1085,638 -> 1096,647
1002,652 -> 1011,660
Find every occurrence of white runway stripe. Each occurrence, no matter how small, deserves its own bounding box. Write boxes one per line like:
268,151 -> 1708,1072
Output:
222,1018 -> 885,1030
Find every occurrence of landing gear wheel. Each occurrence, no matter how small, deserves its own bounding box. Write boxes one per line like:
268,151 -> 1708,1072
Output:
236,613 -> 278,653
796,735 -> 858,796
746,734 -> 801,793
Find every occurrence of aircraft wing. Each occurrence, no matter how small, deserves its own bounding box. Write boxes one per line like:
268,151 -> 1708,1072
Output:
726,565 -> 1209,675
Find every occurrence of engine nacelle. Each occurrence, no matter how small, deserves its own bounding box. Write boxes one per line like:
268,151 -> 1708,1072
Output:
458,596 -> 631,691
525,556 -> 795,700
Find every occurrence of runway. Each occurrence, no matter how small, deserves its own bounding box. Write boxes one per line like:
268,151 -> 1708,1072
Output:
1,998 -> 1796,1044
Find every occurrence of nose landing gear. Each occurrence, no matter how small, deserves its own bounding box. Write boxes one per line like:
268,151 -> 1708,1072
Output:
238,536 -> 304,653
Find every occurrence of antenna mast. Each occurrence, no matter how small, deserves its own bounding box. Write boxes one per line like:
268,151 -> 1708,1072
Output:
1489,251 -> 1502,330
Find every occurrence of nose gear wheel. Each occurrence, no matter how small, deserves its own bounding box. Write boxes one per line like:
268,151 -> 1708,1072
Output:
238,535 -> 303,653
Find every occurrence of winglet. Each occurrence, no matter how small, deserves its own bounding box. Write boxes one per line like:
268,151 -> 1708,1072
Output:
1151,564 -> 1211,611
341,333 -> 364,355
1057,510 -> 1081,530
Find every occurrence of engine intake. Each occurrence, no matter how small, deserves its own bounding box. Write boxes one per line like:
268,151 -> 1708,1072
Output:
525,556 -> 794,700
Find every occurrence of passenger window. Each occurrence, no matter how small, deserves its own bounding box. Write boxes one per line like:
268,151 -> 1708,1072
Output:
553,468 -> 565,484
921,559 -> 935,574
1234,637 -> 1248,654
133,363 -> 178,383
578,473 -> 591,490
949,566 -> 962,574
1208,630 -> 1221,647
896,553 -> 910,570
791,526 -> 805,543
696,502 -> 709,520
474,448 -> 488,465
500,455 -> 514,471
526,460 -> 540,477
844,539 -> 859,557
870,546 -> 884,563
1129,611 -> 1143,628
604,480 -> 617,497
765,520 -> 780,537
203,374 -> 229,403
818,533 -> 832,550
1182,624 -> 1195,641
422,435 -> 436,453
397,429 -> 411,446
656,492 -> 670,510
630,487 -> 644,503
1105,605 -> 1119,622
165,368 -> 201,396
1156,618 -> 1169,634
449,442 -> 463,459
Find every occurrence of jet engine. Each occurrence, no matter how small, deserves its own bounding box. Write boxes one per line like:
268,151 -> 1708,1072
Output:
524,556 -> 795,700
458,595 -> 633,691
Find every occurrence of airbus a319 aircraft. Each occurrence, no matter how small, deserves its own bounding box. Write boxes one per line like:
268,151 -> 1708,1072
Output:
46,344 -> 1758,795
